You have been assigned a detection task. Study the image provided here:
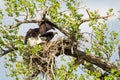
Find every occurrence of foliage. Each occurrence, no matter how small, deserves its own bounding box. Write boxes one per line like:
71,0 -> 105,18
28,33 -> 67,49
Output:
0,0 -> 120,80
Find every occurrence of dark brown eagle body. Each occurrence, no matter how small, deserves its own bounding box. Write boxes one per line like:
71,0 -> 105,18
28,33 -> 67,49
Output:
39,20 -> 58,34
24,20 -> 58,44
40,32 -> 55,42
24,28 -> 40,44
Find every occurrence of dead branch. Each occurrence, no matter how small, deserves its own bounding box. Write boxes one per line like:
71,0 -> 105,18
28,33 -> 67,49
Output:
85,8 -> 91,18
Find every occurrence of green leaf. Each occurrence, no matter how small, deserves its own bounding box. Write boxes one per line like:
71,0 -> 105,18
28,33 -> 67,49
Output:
109,8 -> 113,12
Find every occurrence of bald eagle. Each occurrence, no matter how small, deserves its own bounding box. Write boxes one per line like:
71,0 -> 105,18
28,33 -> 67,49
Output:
24,20 -> 58,45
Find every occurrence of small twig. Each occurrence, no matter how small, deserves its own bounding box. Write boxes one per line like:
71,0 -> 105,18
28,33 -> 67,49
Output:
29,55 -> 33,67
85,8 -> 91,18
118,46 -> 120,59
51,56 -> 55,79
24,7 -> 28,20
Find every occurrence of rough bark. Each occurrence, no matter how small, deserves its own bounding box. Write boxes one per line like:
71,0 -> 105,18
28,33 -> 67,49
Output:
54,39 -> 120,72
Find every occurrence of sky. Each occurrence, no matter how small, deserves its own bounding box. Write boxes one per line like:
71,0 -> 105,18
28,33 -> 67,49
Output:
0,0 -> 120,80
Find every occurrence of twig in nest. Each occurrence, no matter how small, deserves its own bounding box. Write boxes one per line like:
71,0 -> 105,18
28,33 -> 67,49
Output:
29,55 -> 33,67
51,56 -> 55,79
61,39 -> 65,54
71,46 -> 74,54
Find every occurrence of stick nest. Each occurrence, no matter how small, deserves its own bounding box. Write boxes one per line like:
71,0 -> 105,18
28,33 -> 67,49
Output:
23,38 -> 76,79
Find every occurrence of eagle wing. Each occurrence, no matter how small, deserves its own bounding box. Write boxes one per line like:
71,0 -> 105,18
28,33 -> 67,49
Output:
39,20 -> 58,35
24,28 -> 39,44
40,32 -> 54,42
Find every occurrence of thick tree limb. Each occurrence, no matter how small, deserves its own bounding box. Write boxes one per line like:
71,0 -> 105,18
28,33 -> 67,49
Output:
54,39 -> 120,72
72,51 -> 119,72
70,50 -> 119,72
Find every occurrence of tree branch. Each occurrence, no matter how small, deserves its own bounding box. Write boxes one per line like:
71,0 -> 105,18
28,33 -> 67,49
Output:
14,19 -> 41,27
0,47 -> 18,57
74,50 -> 119,72
14,13 -> 113,27
55,39 -> 120,72
79,13 -> 114,25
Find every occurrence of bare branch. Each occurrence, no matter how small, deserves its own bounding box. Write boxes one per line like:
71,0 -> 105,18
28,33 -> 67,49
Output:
14,18 -> 41,27
118,46 -> 120,59
24,7 -> 29,20
15,18 -> 41,24
85,8 -> 91,18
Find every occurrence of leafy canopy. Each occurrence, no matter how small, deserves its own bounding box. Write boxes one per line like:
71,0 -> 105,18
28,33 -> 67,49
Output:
0,0 -> 120,80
